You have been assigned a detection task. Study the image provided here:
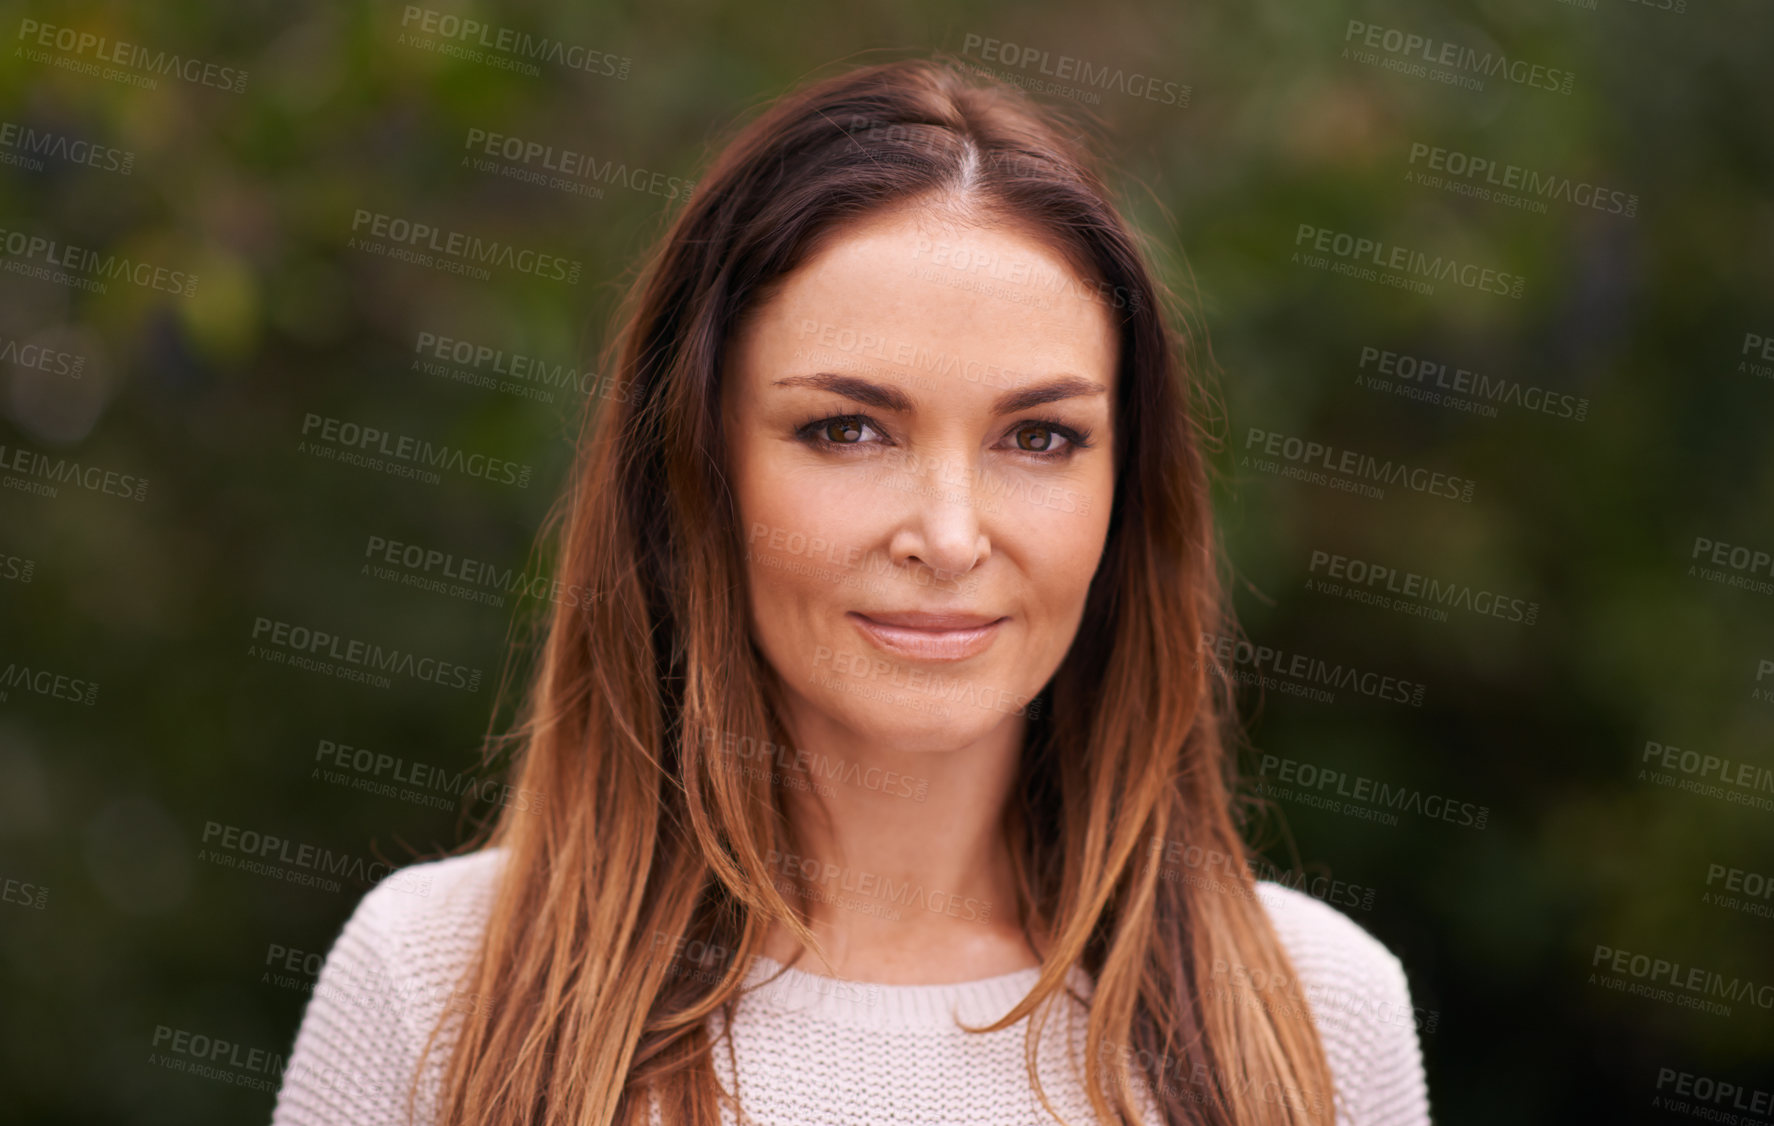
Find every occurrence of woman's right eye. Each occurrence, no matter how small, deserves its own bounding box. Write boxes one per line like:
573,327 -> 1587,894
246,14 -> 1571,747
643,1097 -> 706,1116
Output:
796,414 -> 885,450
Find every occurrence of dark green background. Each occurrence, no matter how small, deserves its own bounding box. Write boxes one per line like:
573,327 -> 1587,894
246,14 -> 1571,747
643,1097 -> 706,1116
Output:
3,0 -> 1771,1122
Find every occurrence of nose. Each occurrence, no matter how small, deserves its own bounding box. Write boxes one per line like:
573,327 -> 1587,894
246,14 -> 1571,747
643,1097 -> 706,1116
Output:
885,450 -> 991,582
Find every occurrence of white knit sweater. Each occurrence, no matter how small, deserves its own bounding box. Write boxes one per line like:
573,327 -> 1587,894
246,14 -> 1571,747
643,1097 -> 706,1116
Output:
268,849 -> 1431,1126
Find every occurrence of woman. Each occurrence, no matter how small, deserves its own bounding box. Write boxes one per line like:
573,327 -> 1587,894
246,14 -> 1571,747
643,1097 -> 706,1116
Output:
270,56 -> 1431,1126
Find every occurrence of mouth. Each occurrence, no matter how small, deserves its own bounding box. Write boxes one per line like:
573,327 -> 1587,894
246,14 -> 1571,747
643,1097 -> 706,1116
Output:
847,611 -> 1006,662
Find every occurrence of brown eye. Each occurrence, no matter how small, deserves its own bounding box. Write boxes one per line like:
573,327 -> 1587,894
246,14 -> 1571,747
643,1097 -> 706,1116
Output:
1017,424 -> 1056,452
824,419 -> 864,443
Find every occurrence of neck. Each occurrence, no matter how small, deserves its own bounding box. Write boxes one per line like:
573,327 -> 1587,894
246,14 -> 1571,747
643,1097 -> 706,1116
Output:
757,700 -> 1043,983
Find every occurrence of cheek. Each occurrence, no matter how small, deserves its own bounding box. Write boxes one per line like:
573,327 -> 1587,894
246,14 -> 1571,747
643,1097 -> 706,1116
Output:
739,489 -> 882,693
737,470 -> 856,625
1012,477 -> 1112,604
1024,524 -> 1106,617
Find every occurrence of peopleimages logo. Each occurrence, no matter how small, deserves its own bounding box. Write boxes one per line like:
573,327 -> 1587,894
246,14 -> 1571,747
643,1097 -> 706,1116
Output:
361,532 -> 598,611
198,820 -> 434,897
0,330 -> 86,377
765,849 -> 992,922
1590,943 -> 1773,1015
0,120 -> 135,176
959,33 -> 1190,108
1739,331 -> 1774,381
795,319 -> 1035,391
0,442 -> 149,502
1306,549 -> 1540,625
747,521 -> 977,596
0,659 -> 98,706
313,737 -> 543,814
1356,345 -> 1589,422
811,645 -> 1039,719
1199,631 -> 1427,708
299,413 -> 533,489
397,6 -> 631,80
909,234 -> 1139,313
1654,1068 -> 1773,1119
1702,863 -> 1774,921
411,329 -> 625,406
14,19 -> 249,92
248,616 -> 484,693
1638,739 -> 1774,812
1343,20 -> 1574,95
461,127 -> 693,202
1,876 -> 48,910
1687,535 -> 1774,596
1256,753 -> 1490,829
1405,142 -> 1638,217
149,1025 -> 283,1092
694,723 -> 929,801
1242,426 -> 1475,504
0,224 -> 197,296
1293,224 -> 1524,299
1145,836 -> 1381,912
349,209 -> 581,284
0,552 -> 35,583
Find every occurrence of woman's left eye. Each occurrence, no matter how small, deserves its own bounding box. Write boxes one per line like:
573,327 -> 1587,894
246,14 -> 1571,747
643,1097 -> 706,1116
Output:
1002,419 -> 1092,459
1010,423 -> 1069,455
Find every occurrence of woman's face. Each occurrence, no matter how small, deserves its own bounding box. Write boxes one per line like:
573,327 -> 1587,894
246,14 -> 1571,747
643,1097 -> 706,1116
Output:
721,203 -> 1118,753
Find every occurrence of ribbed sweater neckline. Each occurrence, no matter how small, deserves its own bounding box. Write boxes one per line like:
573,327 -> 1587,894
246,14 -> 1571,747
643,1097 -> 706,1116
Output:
737,953 -> 1094,1029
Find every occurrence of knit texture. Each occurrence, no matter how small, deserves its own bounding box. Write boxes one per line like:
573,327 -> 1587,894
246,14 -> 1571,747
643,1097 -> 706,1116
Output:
269,848 -> 1430,1126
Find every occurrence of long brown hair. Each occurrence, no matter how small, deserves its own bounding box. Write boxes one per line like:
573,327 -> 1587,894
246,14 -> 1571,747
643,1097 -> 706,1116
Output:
418,54 -> 1336,1126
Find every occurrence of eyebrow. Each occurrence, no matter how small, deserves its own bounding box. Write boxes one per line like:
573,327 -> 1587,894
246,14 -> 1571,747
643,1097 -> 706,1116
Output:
770,372 -> 1107,416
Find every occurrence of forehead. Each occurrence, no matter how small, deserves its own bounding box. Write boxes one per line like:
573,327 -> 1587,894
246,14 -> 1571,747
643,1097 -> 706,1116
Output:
730,205 -> 1118,399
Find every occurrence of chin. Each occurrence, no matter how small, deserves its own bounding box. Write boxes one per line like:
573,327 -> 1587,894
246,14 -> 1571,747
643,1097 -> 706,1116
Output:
842,694 -> 1021,750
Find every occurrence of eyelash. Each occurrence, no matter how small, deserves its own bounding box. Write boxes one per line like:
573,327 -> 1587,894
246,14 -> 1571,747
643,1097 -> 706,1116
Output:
792,413 -> 1094,462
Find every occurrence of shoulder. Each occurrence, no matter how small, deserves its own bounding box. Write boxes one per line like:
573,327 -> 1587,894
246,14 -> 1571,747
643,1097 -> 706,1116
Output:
1253,880 -> 1409,1020
345,846 -> 510,974
1253,881 -> 1433,1126
270,848 -> 510,1126
333,846 -> 511,1045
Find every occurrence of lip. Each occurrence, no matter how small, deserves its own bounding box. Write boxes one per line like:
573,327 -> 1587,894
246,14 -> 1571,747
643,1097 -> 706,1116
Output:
848,611 -> 1006,662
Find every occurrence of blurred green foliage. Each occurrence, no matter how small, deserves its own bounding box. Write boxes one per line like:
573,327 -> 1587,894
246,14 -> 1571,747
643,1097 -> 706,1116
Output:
2,0 -> 1771,1122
